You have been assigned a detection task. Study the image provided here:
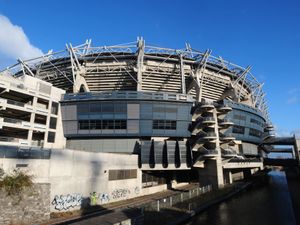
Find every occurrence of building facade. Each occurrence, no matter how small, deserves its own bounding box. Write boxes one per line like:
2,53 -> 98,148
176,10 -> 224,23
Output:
0,39 -> 272,211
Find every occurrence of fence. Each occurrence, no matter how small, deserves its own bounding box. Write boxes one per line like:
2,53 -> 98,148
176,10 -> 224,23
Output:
142,185 -> 212,212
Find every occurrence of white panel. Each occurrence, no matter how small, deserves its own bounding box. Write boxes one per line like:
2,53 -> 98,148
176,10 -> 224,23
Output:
127,104 -> 140,119
127,120 -> 139,133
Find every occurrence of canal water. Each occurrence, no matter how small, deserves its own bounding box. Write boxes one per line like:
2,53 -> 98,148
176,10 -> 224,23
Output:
185,171 -> 297,225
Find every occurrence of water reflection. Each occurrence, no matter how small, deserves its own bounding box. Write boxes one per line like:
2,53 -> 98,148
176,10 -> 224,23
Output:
186,171 -> 296,225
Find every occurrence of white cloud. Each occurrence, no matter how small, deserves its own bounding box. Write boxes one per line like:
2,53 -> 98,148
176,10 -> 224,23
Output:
287,96 -> 298,105
0,14 -> 43,61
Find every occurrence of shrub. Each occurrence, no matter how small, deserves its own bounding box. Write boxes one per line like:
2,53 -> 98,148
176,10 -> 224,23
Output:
0,169 -> 33,196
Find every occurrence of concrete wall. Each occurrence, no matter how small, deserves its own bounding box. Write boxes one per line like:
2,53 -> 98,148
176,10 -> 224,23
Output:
0,183 -> 50,225
0,149 -> 141,212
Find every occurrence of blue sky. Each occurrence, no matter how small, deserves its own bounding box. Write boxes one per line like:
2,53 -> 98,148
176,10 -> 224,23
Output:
0,0 -> 299,135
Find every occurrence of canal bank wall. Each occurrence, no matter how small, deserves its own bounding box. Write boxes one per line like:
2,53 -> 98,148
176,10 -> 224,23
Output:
285,167 -> 300,225
143,171 -> 269,225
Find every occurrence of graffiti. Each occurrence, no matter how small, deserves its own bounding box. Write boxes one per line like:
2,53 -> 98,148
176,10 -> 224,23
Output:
90,192 -> 98,205
52,193 -> 82,211
99,193 -> 110,203
111,188 -> 131,199
134,186 -> 140,195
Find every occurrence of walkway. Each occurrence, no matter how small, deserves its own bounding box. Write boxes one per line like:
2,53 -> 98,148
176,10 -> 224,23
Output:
42,183 -> 199,225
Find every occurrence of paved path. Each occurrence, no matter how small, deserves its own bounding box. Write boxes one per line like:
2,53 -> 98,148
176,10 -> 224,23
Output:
44,183 -> 198,225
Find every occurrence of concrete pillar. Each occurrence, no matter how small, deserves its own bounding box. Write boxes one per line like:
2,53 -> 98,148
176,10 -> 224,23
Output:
198,159 -> 224,189
243,169 -> 252,179
223,170 -> 233,184
27,96 -> 37,143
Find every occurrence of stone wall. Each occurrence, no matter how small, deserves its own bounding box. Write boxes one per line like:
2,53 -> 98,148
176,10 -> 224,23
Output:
0,183 -> 50,225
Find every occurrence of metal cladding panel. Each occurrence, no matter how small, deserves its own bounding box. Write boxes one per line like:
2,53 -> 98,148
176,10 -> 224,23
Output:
63,121 -> 78,135
61,105 -> 77,120
141,141 -> 152,164
140,103 -> 153,119
139,120 -> 152,135
167,141 -> 176,164
154,141 -> 164,164
127,120 -> 139,133
127,104 -> 140,119
177,105 -> 191,120
178,141 -> 186,164
242,142 -> 258,155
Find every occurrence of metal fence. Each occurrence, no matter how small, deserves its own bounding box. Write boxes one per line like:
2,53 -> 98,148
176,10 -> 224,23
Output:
142,185 -> 212,212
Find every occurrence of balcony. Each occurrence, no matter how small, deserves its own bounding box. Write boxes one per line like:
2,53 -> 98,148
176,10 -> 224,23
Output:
221,148 -> 237,157
197,147 -> 219,157
219,133 -> 235,142
217,104 -> 232,113
198,132 -> 218,140
218,118 -> 234,126
0,136 -> 29,146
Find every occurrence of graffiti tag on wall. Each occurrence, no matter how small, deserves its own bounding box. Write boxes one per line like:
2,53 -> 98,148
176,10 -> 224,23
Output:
111,188 -> 131,199
99,193 -> 110,203
52,193 -> 82,211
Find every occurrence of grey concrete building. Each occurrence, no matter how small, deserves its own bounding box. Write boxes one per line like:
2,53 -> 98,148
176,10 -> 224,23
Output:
0,38 -> 273,211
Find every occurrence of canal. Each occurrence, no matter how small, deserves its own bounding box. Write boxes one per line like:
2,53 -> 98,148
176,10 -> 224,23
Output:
185,170 -> 297,225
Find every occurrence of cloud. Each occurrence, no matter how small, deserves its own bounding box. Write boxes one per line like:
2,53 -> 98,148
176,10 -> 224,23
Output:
288,88 -> 299,95
0,14 -> 43,62
287,96 -> 298,105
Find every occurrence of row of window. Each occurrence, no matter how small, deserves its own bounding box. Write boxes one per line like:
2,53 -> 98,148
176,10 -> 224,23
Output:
232,125 -> 262,137
78,120 -> 127,130
233,114 -> 247,121
108,169 -> 137,181
153,120 -> 177,130
78,102 -> 127,114
250,118 -> 263,126
77,120 -> 177,130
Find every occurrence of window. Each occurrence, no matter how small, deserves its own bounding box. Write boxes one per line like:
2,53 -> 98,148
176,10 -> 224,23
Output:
89,120 -> 101,129
77,103 -> 89,114
51,102 -> 59,115
47,132 -> 55,143
78,120 -> 127,130
250,118 -> 263,126
153,120 -> 176,130
90,103 -> 101,113
102,120 -> 114,129
114,120 -> 127,129
114,102 -> 127,114
102,103 -> 114,113
249,128 -> 262,137
108,169 -> 137,181
78,120 -> 89,130
49,117 -> 57,129
233,114 -> 246,121
232,125 -> 245,134
142,172 -> 166,188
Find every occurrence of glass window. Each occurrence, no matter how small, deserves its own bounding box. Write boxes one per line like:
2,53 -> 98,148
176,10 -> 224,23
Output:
153,120 -> 176,130
47,132 -> 55,143
77,103 -> 89,114
114,102 -> 127,114
102,120 -> 114,129
114,120 -> 127,129
90,120 -> 101,129
90,103 -> 101,113
249,128 -> 262,137
78,120 -> 89,130
49,117 -> 57,129
232,125 -> 245,134
233,114 -> 246,121
51,102 -> 59,115
102,103 -> 114,113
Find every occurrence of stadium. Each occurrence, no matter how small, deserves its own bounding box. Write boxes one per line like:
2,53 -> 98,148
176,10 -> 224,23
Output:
0,38 -> 273,210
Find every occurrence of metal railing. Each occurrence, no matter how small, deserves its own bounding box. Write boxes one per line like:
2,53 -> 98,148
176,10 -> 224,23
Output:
142,185 -> 213,212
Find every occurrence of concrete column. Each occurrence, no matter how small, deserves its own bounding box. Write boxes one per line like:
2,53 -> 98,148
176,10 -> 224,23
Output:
198,159 -> 224,189
223,170 -> 233,184
243,169 -> 252,179
27,96 -> 37,143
